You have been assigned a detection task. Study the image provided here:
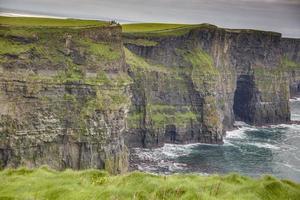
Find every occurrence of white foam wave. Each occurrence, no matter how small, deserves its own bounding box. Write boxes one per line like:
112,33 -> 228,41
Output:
225,121 -> 259,140
276,162 -> 300,172
233,121 -> 251,127
291,114 -> 300,117
291,114 -> 300,121
289,98 -> 300,102
270,123 -> 300,130
169,162 -> 188,171
224,121 -> 299,150
137,164 -> 158,172
161,143 -> 199,158
294,153 -> 300,161
133,143 -> 199,163
226,129 -> 247,139
247,142 -> 280,150
223,140 -> 235,146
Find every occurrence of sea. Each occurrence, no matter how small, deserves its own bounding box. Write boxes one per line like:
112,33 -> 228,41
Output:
131,98 -> 300,182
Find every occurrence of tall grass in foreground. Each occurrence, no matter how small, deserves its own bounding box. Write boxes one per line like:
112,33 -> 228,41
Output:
0,167 -> 299,200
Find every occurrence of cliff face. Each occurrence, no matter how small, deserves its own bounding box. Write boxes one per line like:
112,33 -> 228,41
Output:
124,25 -> 298,147
280,38 -> 300,98
0,24 -> 131,173
1,20 -> 299,171
227,30 -> 290,125
124,26 -> 225,147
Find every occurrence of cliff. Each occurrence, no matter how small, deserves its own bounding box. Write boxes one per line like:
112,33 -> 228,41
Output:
280,38 -> 300,97
0,18 -> 131,173
0,18 -> 299,171
123,24 -> 299,148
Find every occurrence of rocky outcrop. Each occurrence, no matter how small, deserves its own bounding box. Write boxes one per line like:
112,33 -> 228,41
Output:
124,25 -> 299,147
280,38 -> 300,98
0,24 -> 130,173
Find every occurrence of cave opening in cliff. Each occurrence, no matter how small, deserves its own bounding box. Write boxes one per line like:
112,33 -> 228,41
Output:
233,75 -> 256,123
165,124 -> 177,143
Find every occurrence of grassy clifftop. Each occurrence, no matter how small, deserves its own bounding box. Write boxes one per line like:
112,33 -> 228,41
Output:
122,23 -> 279,38
0,167 -> 299,200
0,16 -> 108,27
122,23 -> 217,37
0,16 -> 125,84
122,23 -> 191,32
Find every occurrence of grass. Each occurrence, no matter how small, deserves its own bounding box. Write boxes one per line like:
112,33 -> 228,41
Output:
124,47 -> 171,73
55,64 -> 84,83
0,17 -> 126,85
82,89 -> 129,115
122,23 -> 280,39
0,38 -> 33,54
0,16 -> 108,27
85,40 -> 121,61
124,47 -> 152,68
183,48 -> 219,77
150,111 -> 197,127
128,104 -> 198,129
122,23 -> 217,37
180,48 -> 219,94
281,56 -> 300,71
0,167 -> 299,200
122,23 -> 190,33
147,104 -> 197,127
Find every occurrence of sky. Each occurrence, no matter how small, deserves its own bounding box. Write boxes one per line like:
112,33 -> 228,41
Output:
1,0 -> 300,38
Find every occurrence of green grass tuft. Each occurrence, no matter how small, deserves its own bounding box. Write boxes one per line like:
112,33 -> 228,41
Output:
0,38 -> 33,54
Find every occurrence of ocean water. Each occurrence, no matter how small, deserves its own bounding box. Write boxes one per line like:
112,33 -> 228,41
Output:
131,98 -> 300,182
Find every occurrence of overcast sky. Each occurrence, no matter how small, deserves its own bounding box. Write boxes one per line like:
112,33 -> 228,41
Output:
1,0 -> 300,38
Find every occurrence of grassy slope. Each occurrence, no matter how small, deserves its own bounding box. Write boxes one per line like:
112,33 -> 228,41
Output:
0,16 -> 108,27
0,167 -> 299,200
